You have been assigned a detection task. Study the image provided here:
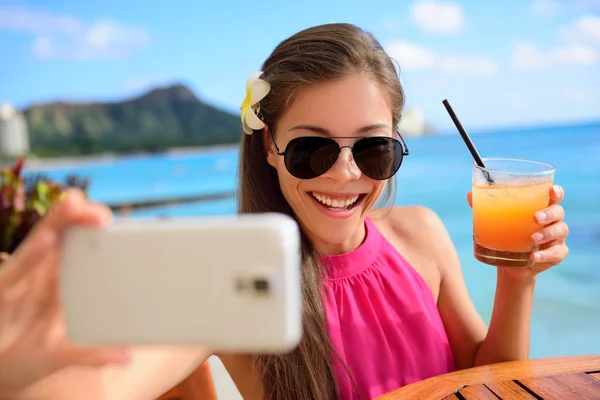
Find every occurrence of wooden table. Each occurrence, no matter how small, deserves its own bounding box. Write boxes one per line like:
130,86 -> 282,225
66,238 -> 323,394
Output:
376,355 -> 600,400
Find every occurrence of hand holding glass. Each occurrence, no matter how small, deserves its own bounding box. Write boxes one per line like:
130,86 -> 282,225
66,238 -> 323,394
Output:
472,157 -> 555,267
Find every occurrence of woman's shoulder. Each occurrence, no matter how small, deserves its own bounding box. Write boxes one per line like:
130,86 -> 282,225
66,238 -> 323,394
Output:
369,205 -> 447,242
368,206 -> 452,299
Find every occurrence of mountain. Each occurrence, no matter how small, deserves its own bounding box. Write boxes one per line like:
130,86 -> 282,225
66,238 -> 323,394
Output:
23,84 -> 241,157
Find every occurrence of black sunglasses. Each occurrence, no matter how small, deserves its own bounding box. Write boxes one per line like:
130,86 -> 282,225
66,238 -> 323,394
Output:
270,133 -> 409,180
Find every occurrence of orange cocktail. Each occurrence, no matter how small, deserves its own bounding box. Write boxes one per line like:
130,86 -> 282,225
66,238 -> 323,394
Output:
472,158 -> 555,267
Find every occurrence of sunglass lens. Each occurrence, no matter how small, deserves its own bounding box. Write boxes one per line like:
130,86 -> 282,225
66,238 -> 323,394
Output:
353,137 -> 403,180
284,137 -> 340,179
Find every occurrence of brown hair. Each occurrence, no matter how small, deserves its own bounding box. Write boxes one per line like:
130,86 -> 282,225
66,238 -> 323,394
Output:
237,23 -> 405,400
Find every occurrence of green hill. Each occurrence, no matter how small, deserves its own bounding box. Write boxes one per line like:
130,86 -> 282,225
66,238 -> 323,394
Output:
23,84 -> 241,157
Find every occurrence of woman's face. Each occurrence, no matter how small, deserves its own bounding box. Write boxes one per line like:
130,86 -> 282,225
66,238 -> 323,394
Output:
265,74 -> 394,255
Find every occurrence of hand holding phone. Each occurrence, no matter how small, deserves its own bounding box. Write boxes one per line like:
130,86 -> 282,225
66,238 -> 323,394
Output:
0,191 -> 130,397
59,213 -> 303,353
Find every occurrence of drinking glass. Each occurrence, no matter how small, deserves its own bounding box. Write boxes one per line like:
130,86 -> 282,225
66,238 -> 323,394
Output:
472,157 -> 555,267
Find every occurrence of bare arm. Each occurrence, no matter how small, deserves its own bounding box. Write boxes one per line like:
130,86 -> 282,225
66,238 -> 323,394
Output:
473,185 -> 568,366
412,207 -> 489,369
0,191 -> 213,400
16,346 -> 211,400
401,206 -> 535,369
434,220 -> 535,368
424,204 -> 563,369
473,271 -> 535,366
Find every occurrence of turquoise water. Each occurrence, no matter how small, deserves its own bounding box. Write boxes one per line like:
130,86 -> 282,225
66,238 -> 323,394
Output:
26,122 -> 600,359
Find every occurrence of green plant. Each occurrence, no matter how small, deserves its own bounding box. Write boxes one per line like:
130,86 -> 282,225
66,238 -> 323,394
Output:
0,157 -> 90,254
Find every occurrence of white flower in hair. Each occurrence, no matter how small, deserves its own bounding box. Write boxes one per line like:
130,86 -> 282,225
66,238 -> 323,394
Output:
240,71 -> 271,135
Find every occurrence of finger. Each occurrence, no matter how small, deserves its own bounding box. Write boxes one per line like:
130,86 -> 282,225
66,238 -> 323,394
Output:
535,204 -> 565,224
532,222 -> 569,245
58,346 -> 131,369
0,226 -> 57,287
0,191 -> 111,286
532,244 -> 569,265
548,185 -> 564,206
33,241 -> 60,307
41,189 -> 112,234
466,191 -> 472,209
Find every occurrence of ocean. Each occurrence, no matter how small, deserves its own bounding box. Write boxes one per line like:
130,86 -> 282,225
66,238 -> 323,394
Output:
25,121 -> 600,360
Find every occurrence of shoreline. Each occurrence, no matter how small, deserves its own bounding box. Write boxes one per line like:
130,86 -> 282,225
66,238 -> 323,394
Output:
10,118 -> 599,171
15,143 -> 241,171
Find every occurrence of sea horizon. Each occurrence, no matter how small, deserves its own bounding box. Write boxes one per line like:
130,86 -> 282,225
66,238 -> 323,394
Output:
18,118 -> 600,173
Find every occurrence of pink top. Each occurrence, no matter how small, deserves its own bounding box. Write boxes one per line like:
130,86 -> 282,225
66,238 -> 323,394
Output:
321,218 -> 456,400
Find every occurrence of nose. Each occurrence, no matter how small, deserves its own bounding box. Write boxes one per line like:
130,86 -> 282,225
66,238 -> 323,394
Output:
321,146 -> 361,182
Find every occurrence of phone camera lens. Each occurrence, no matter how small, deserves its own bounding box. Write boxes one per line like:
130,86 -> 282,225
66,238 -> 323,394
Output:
252,278 -> 270,294
235,276 -> 272,296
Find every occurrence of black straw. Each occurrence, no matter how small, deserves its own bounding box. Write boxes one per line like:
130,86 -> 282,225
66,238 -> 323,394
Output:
442,99 -> 494,184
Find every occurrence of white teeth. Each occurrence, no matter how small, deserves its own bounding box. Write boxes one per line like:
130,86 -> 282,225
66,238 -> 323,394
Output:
311,193 -> 360,209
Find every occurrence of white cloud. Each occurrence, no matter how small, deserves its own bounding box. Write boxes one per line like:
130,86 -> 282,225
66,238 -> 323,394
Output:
530,0 -> 564,15
560,15 -> 600,43
0,7 -> 82,34
565,0 -> 600,10
530,0 -> 600,15
511,43 -> 547,70
557,87 -> 593,102
386,41 -> 436,70
386,40 -> 497,75
0,7 -> 150,61
439,56 -> 498,74
410,0 -> 465,34
574,0 -> 600,9
511,42 -> 598,70
553,43 -> 598,64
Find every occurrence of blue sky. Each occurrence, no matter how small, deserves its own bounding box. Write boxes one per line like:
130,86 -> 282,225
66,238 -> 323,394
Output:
1,0 -> 599,132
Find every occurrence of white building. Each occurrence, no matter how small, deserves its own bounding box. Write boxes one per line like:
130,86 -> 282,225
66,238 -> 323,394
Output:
0,103 -> 30,156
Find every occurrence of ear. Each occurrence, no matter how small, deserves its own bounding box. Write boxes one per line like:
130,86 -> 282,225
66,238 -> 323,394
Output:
262,126 -> 277,168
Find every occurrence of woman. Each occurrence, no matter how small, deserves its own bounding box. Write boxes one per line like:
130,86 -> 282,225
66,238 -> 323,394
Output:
0,23 -> 569,400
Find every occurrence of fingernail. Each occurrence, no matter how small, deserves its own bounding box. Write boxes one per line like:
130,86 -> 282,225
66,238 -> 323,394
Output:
532,232 -> 544,243
554,185 -> 562,196
533,252 -> 542,262
536,211 -> 547,223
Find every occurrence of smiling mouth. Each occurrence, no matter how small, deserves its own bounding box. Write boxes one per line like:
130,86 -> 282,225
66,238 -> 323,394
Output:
310,192 -> 364,211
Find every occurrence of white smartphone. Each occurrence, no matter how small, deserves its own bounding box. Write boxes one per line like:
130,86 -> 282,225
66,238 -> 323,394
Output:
59,212 -> 303,353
